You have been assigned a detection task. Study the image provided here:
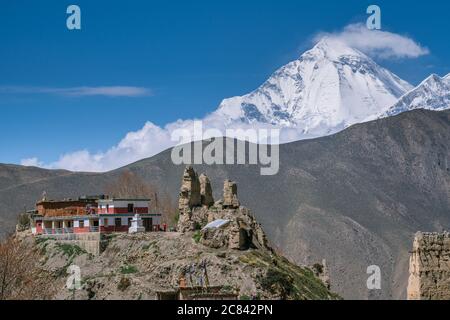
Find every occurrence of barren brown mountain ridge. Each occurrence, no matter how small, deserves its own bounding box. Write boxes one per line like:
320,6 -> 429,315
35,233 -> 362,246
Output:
1,109 -> 449,299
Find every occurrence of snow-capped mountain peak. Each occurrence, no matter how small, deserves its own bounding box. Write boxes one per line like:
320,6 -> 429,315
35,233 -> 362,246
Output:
382,73 -> 450,117
304,37 -> 364,61
213,38 -> 413,138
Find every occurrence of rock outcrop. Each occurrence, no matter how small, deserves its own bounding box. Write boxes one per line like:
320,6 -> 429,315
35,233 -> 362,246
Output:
177,166 -> 201,232
199,173 -> 214,207
223,180 -> 240,208
178,166 -> 201,210
177,166 -> 269,251
201,206 -> 269,251
407,231 -> 450,300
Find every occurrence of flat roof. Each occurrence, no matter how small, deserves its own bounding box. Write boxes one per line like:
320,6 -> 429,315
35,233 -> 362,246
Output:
97,198 -> 151,202
36,198 -> 98,205
34,213 -> 161,221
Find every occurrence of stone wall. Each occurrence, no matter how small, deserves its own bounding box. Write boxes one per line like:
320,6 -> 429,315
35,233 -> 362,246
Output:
40,232 -> 101,255
407,231 -> 450,300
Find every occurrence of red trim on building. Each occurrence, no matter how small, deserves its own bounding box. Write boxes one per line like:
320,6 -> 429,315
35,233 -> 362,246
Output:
98,207 -> 148,214
113,207 -> 148,214
100,226 -> 129,233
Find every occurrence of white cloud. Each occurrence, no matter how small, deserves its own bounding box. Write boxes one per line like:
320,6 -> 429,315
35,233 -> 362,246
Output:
21,24 -> 430,172
23,113 -> 292,172
0,86 -> 151,97
314,23 -> 429,59
20,157 -> 44,167
37,123 -> 174,172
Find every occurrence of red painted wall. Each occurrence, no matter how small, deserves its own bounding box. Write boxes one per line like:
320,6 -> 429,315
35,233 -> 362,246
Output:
74,227 -> 90,234
100,226 -> 129,233
36,221 -> 43,234
98,207 -> 148,214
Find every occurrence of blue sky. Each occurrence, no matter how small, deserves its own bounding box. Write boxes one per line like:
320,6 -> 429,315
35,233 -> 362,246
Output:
1,0 -> 449,168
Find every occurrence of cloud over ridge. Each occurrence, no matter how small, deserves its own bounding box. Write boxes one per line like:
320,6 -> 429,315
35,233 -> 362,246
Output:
314,23 -> 429,59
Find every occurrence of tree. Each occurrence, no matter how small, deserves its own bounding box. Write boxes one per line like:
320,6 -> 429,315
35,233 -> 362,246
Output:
0,236 -> 55,300
155,191 -> 178,227
105,170 -> 154,198
105,170 -> 178,227
16,212 -> 31,232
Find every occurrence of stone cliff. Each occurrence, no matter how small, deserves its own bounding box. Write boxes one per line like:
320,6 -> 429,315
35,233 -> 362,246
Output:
177,166 -> 268,251
407,231 -> 450,300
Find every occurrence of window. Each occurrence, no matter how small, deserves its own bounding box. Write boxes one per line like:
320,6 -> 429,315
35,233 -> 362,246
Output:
104,218 -> 108,227
79,220 -> 84,228
115,218 -> 121,227
128,217 -> 132,227
127,203 -> 134,213
106,204 -> 109,213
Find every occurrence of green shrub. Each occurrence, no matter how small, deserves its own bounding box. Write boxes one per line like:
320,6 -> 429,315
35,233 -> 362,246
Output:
120,264 -> 138,274
16,213 -> 30,231
257,268 -> 294,299
56,243 -> 86,258
194,222 -> 202,230
312,263 -> 323,274
192,230 -> 202,243
117,277 -> 131,291
221,285 -> 233,293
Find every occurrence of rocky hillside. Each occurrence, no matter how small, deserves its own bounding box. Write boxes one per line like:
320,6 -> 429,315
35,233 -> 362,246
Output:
6,168 -> 337,300
26,231 -> 336,300
0,164 -> 70,191
1,109 -> 449,300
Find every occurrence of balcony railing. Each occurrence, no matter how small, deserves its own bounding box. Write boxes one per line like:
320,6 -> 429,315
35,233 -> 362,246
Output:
43,227 -> 96,234
64,227 -> 74,234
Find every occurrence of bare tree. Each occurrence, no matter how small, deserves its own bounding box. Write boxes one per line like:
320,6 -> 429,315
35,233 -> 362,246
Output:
157,191 -> 178,226
105,170 -> 154,198
0,236 -> 55,300
105,170 -> 178,227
